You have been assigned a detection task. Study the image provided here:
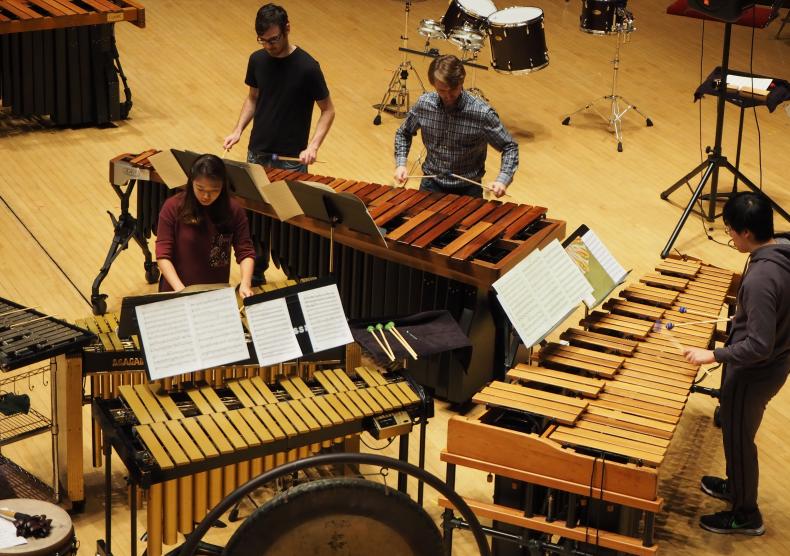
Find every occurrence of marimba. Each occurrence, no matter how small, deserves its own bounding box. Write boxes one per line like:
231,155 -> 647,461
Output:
94,366 -> 431,556
0,1 -> 144,126
93,151 -> 566,402
440,258 -> 736,555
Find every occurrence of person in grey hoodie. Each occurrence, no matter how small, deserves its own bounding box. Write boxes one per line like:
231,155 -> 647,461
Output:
684,192 -> 790,536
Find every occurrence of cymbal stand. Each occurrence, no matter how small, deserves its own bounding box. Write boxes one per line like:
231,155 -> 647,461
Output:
373,0 -> 426,125
462,47 -> 489,103
561,20 -> 653,152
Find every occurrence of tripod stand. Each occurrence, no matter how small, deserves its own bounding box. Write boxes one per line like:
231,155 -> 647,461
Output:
561,25 -> 653,152
373,0 -> 426,125
659,22 -> 790,258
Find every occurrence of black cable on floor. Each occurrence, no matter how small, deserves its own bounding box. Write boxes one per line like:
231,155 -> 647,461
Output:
0,193 -> 91,308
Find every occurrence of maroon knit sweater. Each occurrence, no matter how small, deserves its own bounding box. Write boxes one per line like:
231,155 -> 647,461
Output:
155,192 -> 256,291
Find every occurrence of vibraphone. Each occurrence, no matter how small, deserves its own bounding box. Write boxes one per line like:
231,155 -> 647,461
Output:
55,280 -> 354,509
440,258 -> 736,555
0,297 -> 94,506
0,0 -> 144,126
94,366 -> 431,556
93,150 -> 566,402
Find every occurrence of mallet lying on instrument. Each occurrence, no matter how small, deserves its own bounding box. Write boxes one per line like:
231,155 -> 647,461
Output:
653,317 -> 732,331
367,325 -> 395,361
385,321 -> 418,360
0,508 -> 52,539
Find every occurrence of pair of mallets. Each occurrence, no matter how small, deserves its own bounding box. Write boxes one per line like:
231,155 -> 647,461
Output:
367,322 -> 418,361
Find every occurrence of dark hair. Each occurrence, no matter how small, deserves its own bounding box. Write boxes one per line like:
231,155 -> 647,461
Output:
255,3 -> 288,35
722,192 -> 774,242
179,154 -> 232,232
428,55 -> 466,88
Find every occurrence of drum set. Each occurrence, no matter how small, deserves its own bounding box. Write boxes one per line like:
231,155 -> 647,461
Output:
373,0 -> 550,124
418,0 -> 549,75
562,0 -> 653,152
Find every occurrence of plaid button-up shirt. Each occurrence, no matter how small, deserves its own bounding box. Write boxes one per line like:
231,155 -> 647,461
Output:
394,90 -> 519,189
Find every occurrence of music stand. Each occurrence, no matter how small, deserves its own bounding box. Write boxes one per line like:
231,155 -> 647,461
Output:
659,1 -> 787,258
283,180 -> 386,273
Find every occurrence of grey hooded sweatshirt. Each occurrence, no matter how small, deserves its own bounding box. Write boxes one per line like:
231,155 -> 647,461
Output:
713,235 -> 790,382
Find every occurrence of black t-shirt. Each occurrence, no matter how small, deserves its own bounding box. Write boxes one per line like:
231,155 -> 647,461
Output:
245,47 -> 329,156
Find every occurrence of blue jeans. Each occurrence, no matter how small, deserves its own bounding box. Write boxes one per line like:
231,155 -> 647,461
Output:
247,151 -> 307,174
419,177 -> 483,199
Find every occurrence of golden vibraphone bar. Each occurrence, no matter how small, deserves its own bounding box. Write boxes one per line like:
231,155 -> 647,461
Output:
92,150 -> 566,402
93,366 -> 430,556
0,1 -> 145,125
439,257 -> 736,555
54,280 -> 353,510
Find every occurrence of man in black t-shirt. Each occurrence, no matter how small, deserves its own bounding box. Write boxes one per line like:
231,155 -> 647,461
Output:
223,3 -> 334,284
223,3 -> 334,171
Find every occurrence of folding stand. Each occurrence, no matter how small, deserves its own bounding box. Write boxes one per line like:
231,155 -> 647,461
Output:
659,1 -> 788,258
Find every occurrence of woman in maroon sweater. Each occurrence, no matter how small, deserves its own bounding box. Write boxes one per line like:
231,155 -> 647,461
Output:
155,154 -> 256,297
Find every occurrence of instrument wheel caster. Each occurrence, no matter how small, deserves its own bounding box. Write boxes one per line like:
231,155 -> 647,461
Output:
373,114 -> 382,126
617,142 -> 623,152
713,405 -> 721,428
646,118 -> 654,127
145,265 -> 160,284
561,116 -> 570,125
92,297 -> 107,316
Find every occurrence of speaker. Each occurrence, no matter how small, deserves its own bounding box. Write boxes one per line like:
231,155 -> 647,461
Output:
687,0 -> 756,22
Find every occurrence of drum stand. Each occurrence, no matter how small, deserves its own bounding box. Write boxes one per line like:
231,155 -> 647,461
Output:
561,29 -> 653,152
373,0 -> 426,125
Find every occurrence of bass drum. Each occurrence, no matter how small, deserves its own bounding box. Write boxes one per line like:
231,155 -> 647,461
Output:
222,478 -> 443,556
0,499 -> 77,556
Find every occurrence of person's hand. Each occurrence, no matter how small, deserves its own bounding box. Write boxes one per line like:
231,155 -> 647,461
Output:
238,283 -> 254,299
223,131 -> 241,151
489,181 -> 507,198
683,347 -> 716,365
394,166 -> 409,186
299,146 -> 319,165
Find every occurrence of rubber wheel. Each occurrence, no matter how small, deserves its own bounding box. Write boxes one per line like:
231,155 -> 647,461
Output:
222,478 -> 443,556
145,265 -> 160,284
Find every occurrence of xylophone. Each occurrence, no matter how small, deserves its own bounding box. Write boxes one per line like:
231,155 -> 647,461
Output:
440,257 -> 736,555
55,280 -> 354,510
93,366 -> 431,556
0,1 -> 144,126
93,151 -> 566,402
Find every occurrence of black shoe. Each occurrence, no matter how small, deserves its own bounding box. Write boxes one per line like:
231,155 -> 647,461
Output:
699,510 -> 765,536
251,274 -> 267,287
700,476 -> 730,501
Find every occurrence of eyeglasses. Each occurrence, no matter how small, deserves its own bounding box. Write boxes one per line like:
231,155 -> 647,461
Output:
257,33 -> 282,46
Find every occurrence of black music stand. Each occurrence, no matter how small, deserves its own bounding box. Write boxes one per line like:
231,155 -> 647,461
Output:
659,1 -> 788,258
284,180 -> 386,273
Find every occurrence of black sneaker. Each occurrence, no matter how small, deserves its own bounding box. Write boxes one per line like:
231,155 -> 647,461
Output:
700,476 -> 730,501
699,510 -> 765,535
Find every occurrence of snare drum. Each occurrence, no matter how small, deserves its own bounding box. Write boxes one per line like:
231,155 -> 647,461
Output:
0,499 -> 76,556
487,7 -> 549,75
441,0 -> 497,37
580,0 -> 629,35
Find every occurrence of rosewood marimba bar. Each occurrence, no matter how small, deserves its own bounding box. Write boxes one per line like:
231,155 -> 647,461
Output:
94,367 -> 429,556
94,151 -> 566,402
440,257 -> 735,556
0,0 -> 144,125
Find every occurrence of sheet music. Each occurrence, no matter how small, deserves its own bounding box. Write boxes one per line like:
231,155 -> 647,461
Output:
245,297 -> 303,366
541,239 -> 594,307
298,284 -> 353,353
581,229 -> 628,284
726,74 -> 772,90
149,150 -> 188,189
136,288 -> 248,380
493,253 -> 552,347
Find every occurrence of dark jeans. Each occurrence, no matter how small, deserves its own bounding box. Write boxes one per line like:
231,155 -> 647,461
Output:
247,151 -> 308,279
720,366 -> 790,514
419,177 -> 483,199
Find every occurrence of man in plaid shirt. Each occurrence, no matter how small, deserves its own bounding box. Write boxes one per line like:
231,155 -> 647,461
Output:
394,55 -> 519,198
